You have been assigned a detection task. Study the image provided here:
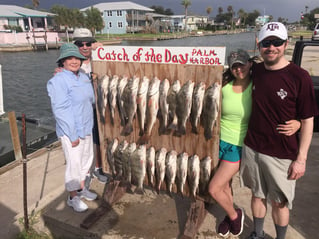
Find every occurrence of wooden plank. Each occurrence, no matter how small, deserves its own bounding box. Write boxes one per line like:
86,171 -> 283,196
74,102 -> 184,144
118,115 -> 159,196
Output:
8,111 -> 22,161
182,200 -> 207,238
91,60 -> 222,198
80,202 -> 112,229
80,180 -> 127,229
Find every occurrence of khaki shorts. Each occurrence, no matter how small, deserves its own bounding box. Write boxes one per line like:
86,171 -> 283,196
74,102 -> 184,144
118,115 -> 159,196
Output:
240,144 -> 296,209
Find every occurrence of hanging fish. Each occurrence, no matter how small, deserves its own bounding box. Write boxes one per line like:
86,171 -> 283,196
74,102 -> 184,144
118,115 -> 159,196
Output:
131,144 -> 147,194
97,74 -> 109,124
167,80 -> 181,130
202,82 -> 221,140
187,154 -> 200,201
176,152 -> 188,197
121,76 -> 139,136
106,138 -> 118,178
199,156 -> 212,195
190,81 -> 206,134
155,147 -> 167,194
117,76 -> 128,126
176,80 -> 194,135
122,142 -> 136,184
146,146 -> 156,189
113,140 -> 128,180
165,150 -> 177,197
137,76 -> 149,136
108,75 -> 119,125
158,78 -> 170,135
139,77 -> 160,144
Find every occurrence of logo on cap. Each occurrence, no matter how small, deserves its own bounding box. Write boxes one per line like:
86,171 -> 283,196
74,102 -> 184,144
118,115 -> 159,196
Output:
266,23 -> 280,32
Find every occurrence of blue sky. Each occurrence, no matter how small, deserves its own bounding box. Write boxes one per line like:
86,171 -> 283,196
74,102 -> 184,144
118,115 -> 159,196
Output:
0,0 -> 318,22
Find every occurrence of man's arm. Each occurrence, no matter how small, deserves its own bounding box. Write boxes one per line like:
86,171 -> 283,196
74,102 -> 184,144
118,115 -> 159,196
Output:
288,117 -> 314,180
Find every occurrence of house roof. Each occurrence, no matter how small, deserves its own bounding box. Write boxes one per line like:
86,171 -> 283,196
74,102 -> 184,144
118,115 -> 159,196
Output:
0,5 -> 54,18
81,1 -> 154,12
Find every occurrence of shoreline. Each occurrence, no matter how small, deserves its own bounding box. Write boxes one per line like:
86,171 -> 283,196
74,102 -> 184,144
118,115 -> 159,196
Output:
0,30 -> 310,52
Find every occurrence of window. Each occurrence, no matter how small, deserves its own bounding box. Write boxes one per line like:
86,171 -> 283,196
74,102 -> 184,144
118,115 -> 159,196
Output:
107,11 -> 112,16
8,18 -> 19,26
117,10 -> 122,16
118,22 -> 123,28
108,22 -> 112,28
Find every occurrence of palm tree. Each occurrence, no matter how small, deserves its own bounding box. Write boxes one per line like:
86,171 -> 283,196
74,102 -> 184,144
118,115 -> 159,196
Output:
32,0 -> 39,9
218,7 -> 223,15
237,9 -> 247,27
85,7 -> 104,35
227,5 -> 234,29
181,0 -> 191,31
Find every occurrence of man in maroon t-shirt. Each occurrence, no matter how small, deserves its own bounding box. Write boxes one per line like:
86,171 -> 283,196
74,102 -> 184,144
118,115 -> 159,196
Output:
240,22 -> 318,239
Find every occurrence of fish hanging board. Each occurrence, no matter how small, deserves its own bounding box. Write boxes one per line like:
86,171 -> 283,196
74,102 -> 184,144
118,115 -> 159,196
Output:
92,45 -> 225,200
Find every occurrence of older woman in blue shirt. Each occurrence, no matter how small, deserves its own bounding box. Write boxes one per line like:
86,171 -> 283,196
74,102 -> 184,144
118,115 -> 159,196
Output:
47,43 -> 97,212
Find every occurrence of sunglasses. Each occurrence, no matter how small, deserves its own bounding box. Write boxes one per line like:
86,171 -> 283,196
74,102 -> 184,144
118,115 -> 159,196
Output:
75,42 -> 92,47
260,39 -> 286,48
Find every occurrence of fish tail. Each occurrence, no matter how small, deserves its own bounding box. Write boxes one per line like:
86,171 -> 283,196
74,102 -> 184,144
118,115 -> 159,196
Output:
122,123 -> 133,136
100,114 -> 106,124
139,129 -> 145,136
156,181 -> 162,194
134,186 -> 145,195
110,114 -> 114,125
204,129 -> 213,140
137,134 -> 150,145
191,123 -> 199,134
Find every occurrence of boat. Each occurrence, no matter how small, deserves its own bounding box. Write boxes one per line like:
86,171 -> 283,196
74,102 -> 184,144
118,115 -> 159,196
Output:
0,64 -> 57,168
0,115 -> 57,167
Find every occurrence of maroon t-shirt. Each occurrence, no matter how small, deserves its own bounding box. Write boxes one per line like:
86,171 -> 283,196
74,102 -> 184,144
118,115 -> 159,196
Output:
244,62 -> 318,160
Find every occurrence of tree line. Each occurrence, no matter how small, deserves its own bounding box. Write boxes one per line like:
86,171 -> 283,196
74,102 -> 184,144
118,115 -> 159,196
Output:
27,0 -> 319,32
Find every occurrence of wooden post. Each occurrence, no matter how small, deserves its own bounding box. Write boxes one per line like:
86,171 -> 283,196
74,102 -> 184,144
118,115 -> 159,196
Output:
8,111 -> 22,161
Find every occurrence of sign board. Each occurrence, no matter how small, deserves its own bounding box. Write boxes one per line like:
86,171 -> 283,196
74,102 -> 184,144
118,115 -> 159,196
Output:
315,14 -> 319,19
92,46 -> 226,66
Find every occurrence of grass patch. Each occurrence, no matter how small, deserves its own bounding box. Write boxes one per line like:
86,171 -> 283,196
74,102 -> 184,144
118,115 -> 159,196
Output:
16,211 -> 52,239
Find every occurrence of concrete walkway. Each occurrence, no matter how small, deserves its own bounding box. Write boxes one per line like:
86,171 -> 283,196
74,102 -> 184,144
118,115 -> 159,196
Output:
0,133 -> 318,239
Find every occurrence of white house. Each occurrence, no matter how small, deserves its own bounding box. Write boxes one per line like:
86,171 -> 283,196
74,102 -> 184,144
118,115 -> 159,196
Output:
0,5 -> 60,47
81,1 -> 154,34
0,5 -> 55,32
186,15 -> 209,31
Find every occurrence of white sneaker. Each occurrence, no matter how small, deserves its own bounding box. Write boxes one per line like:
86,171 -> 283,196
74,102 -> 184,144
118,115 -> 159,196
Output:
78,187 -> 97,201
67,195 -> 88,212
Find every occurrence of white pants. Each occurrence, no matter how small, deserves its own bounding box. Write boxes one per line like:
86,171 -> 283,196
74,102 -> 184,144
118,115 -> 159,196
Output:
60,135 -> 93,192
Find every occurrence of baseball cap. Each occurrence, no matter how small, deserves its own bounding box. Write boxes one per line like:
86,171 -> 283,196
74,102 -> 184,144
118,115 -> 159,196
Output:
258,22 -> 288,42
227,49 -> 250,69
56,43 -> 86,63
73,28 -> 96,43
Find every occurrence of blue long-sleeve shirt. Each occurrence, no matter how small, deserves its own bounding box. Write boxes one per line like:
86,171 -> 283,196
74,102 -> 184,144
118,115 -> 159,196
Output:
47,69 -> 94,142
